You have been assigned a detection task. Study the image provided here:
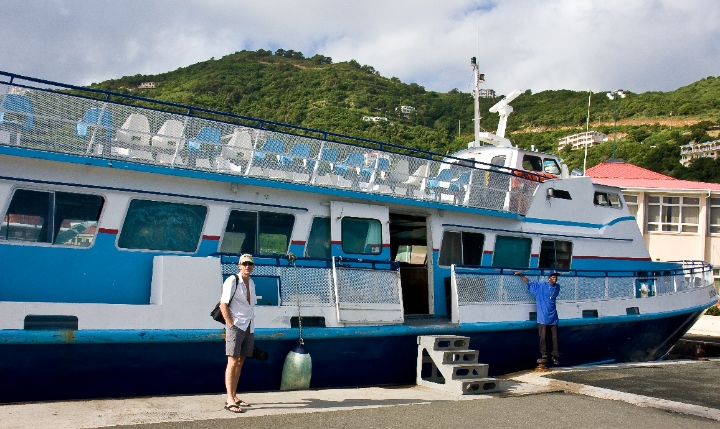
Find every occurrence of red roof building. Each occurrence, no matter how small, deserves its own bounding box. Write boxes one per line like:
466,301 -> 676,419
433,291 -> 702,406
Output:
585,160 -> 720,285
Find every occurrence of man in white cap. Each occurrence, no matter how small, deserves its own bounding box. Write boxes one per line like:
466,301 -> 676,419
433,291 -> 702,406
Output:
219,254 -> 256,413
514,270 -> 561,365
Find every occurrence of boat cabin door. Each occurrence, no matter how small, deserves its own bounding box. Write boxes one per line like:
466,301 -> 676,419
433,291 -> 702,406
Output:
329,201 -> 404,324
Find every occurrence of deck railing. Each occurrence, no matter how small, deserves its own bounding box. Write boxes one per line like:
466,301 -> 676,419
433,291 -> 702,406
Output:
0,72 -> 542,215
218,254 -> 402,308
451,261 -> 714,306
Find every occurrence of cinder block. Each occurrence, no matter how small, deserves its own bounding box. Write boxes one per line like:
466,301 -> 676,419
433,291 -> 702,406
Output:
416,335 -> 498,395
441,350 -> 478,365
451,364 -> 489,380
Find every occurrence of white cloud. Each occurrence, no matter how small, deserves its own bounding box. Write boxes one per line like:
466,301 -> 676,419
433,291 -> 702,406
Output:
1,0 -> 718,95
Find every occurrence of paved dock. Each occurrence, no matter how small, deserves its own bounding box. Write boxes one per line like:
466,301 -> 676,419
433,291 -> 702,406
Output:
4,315 -> 719,429
3,359 -> 720,429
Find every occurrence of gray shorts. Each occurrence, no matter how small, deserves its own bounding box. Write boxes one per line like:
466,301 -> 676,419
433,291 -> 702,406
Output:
226,324 -> 254,357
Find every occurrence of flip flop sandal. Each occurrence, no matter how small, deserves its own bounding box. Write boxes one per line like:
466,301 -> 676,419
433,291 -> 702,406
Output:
224,403 -> 245,413
236,399 -> 251,407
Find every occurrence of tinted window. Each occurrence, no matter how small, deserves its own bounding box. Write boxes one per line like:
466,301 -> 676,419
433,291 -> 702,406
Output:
438,231 -> 484,266
118,200 -> 206,252
1,189 -> 103,247
490,155 -> 506,166
259,212 -> 295,255
220,210 -> 295,255
539,240 -> 573,269
341,217 -> 382,254
306,217 -> 331,258
220,210 -> 257,254
543,159 -> 560,175
492,235 -> 532,268
522,155 -> 543,172
594,191 -> 622,208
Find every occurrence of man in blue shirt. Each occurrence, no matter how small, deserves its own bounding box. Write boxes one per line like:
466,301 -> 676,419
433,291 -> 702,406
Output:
514,271 -> 560,365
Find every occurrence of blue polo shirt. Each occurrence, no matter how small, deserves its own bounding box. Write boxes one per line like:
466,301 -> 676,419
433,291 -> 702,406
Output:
528,280 -> 560,325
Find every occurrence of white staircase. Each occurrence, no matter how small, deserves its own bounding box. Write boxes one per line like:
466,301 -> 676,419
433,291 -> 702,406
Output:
416,335 -> 500,395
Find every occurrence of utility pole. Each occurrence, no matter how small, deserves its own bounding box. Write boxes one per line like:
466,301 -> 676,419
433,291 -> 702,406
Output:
606,89 -> 626,159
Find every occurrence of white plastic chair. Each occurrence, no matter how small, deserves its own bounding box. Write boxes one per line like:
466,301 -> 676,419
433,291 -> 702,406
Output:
115,114 -> 150,158
217,128 -> 254,173
152,119 -> 185,165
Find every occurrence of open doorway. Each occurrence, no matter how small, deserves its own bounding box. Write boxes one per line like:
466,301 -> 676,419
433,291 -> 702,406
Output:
389,213 -> 429,315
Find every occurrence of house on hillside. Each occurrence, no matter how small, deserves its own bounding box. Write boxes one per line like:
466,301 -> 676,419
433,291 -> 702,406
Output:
586,160 -> 720,290
478,89 -> 496,98
680,139 -> 720,166
558,131 -> 607,151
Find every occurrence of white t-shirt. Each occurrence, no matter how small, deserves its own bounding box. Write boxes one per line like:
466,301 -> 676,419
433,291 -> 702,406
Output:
220,274 -> 256,332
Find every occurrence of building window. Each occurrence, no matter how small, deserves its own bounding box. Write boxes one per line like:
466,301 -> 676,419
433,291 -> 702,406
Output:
220,210 -> 295,255
646,196 -> 699,233
119,200 -> 207,252
492,235 -> 532,268
341,217 -> 382,255
1,189 -> 104,247
709,198 -> 720,234
438,231 -> 484,266
624,195 -> 638,218
306,217 -> 331,258
539,240 -> 573,269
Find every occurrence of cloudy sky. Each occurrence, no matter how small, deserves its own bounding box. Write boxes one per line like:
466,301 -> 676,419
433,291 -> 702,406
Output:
2,0 -> 719,95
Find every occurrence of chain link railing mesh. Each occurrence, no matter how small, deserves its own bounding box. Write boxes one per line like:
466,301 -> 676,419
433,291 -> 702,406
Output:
0,83 -> 538,215
335,268 -> 402,304
454,265 -> 712,306
222,264 -> 334,306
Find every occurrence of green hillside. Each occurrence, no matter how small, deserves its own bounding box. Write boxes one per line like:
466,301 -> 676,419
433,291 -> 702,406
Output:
91,49 -> 720,181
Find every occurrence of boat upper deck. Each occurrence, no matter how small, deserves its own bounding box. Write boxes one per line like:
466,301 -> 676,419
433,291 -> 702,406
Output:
0,71 -> 544,215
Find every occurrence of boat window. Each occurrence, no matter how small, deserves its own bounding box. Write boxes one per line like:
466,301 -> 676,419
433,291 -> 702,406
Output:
220,210 -> 257,254
259,212 -> 295,255
490,155 -> 506,166
220,210 -> 295,255
539,240 -> 573,269
341,217 -> 382,255
395,244 -> 427,264
522,155 -> 543,172
438,231 -> 484,266
543,159 -> 560,175
1,189 -> 104,247
118,200 -> 206,252
306,217 -> 331,258
492,235 -> 532,268
594,191 -> 622,208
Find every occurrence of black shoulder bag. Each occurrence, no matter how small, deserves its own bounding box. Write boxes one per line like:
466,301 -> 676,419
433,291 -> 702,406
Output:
211,274 -> 239,324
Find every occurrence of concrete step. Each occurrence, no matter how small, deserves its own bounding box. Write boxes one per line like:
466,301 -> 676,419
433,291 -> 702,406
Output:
416,335 -> 497,395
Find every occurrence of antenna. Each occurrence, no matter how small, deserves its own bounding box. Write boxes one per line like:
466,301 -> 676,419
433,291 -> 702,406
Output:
471,57 -> 484,147
583,91 -> 592,175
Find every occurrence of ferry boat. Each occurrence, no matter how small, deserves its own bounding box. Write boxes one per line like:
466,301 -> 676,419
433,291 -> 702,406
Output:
0,67 -> 714,403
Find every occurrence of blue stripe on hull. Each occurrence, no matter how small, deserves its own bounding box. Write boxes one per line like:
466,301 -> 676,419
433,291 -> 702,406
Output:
0,306 -> 704,403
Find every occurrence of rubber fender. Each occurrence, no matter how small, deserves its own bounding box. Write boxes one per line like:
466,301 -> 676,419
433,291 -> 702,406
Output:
280,344 -> 312,390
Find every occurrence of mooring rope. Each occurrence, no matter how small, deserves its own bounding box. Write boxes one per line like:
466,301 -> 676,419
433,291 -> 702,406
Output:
288,252 -> 303,345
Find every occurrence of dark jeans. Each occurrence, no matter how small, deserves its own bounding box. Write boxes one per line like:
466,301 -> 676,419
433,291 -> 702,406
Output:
538,324 -> 559,358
